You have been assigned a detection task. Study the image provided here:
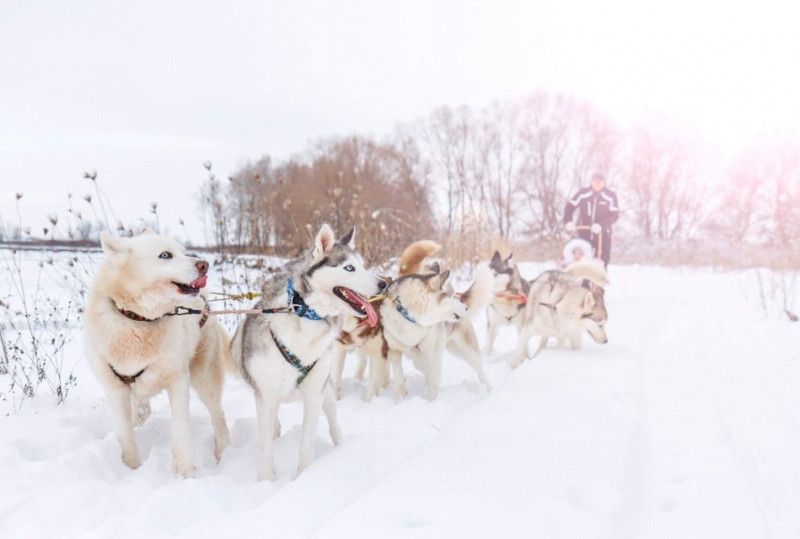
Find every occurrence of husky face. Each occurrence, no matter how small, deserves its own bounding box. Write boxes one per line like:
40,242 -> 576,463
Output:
393,268 -> 467,326
98,231 -> 209,312
580,287 -> 608,344
304,225 -> 385,325
489,251 -> 514,292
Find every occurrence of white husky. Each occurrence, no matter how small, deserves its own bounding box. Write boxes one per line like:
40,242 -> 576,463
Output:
230,224 -> 385,480
84,232 -> 230,476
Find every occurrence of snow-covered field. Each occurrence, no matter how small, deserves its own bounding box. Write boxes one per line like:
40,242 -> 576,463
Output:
1,256 -> 800,538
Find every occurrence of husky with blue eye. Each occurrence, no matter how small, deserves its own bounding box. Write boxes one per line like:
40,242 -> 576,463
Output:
230,224 -> 386,480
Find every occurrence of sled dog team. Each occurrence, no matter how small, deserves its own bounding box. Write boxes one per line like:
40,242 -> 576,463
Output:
84,225 -> 609,479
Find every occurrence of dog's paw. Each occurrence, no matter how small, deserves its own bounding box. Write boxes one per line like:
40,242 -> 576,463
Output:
298,453 -> 314,474
394,383 -> 408,398
121,450 -> 142,470
172,460 -> 197,478
214,434 -> 231,463
508,357 -> 526,369
329,425 -> 343,446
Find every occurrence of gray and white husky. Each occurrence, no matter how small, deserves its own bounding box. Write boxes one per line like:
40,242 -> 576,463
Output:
230,224 -> 385,480
484,251 -> 531,355
508,259 -> 609,367
333,262 -> 494,401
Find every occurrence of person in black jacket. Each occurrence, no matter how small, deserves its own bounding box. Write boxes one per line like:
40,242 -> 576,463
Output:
563,173 -> 619,268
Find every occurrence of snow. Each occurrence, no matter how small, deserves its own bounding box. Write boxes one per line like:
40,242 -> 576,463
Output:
2,261 -> 800,538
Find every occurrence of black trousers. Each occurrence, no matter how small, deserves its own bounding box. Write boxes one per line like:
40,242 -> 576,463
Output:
578,229 -> 612,268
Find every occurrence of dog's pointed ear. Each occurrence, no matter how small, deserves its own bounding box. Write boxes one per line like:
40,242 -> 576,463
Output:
428,261 -> 440,275
339,226 -> 356,249
439,269 -> 451,285
313,223 -> 336,259
100,232 -> 129,255
430,269 -> 451,290
505,252 -> 513,262
582,291 -> 596,310
490,251 -> 501,265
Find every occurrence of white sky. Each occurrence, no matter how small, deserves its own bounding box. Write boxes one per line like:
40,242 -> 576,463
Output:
2,0 -> 799,243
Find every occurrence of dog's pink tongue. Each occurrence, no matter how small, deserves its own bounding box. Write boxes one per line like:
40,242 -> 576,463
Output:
346,289 -> 378,327
190,275 -> 208,289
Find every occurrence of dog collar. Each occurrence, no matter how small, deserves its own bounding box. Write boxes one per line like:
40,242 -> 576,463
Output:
112,300 -> 209,327
393,297 -> 417,324
286,279 -> 324,321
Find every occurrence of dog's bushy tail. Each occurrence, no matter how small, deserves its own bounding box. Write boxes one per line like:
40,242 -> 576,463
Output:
565,259 -> 609,288
225,323 -> 244,375
460,265 -> 493,316
398,240 -> 441,276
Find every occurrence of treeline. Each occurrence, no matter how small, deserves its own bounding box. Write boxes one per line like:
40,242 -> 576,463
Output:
200,91 -> 800,263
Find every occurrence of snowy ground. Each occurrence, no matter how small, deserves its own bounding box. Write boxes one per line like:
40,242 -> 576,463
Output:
1,261 -> 800,538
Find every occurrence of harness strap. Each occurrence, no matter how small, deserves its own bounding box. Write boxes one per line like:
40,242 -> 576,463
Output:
109,364 -> 146,385
269,327 -> 318,386
393,297 -> 417,324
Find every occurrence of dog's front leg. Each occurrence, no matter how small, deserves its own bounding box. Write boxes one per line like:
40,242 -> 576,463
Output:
298,387 -> 324,474
365,354 -> 386,401
166,374 -> 197,477
508,324 -> 534,368
484,313 -> 499,355
388,350 -> 407,397
255,394 -> 279,480
106,383 -> 141,469
330,343 -> 347,399
322,383 -> 343,446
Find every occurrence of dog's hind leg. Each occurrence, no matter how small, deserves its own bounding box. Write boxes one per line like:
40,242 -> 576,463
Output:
191,373 -> 231,463
298,387 -> 324,474
255,394 -> 279,480
447,339 -> 492,392
322,384 -> 343,446
106,384 -> 141,469
532,336 -> 548,358
166,375 -> 197,477
330,343 -> 347,399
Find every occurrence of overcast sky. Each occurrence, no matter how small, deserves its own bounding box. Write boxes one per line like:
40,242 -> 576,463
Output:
2,0 -> 799,243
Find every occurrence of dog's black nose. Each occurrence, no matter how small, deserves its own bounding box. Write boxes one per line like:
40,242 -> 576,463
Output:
377,280 -> 387,291
196,260 -> 209,274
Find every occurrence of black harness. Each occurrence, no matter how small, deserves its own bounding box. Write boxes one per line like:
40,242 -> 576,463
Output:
269,327 -> 319,387
109,300 -> 209,385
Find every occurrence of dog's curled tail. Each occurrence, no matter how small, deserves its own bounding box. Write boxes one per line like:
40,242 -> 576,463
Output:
225,323 -> 244,375
565,259 -> 609,288
398,240 -> 442,276
460,265 -> 494,316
